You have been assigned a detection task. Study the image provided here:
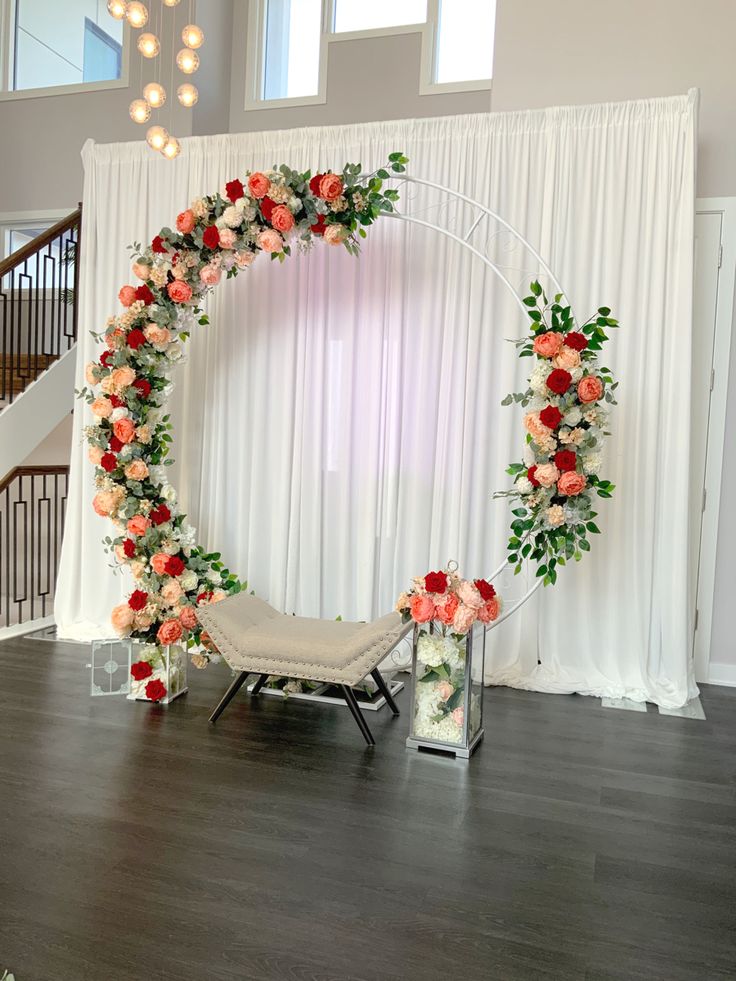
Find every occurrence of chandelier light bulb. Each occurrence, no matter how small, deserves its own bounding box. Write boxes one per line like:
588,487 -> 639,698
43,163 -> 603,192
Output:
176,82 -> 198,107
176,47 -> 199,74
146,125 -> 169,151
107,0 -> 127,19
162,0 -> 180,5
129,98 -> 151,123
143,81 -> 166,108
125,1 -> 148,27
137,32 -> 160,58
161,137 -> 181,160
181,24 -> 204,48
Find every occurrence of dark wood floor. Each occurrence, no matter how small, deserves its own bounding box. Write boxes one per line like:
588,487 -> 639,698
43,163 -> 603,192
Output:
1,637 -> 735,981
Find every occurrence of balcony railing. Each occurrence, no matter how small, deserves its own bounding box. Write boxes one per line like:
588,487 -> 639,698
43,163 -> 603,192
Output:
0,206 -> 81,405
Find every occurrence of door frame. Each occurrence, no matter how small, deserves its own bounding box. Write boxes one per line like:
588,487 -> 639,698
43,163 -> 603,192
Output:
694,197 -> 736,683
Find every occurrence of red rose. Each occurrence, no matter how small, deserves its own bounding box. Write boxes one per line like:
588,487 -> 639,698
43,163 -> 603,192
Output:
564,331 -> 588,351
127,329 -> 146,350
149,503 -> 171,526
202,225 -> 220,250
132,378 -> 151,399
474,579 -> 496,601
539,405 -> 562,429
165,555 -> 185,577
309,173 -> 325,195
135,285 -> 154,305
109,394 -> 125,408
554,450 -> 577,472
130,660 -> 153,681
109,435 -> 124,452
151,235 -> 167,254
225,178 -> 245,203
145,678 -> 167,702
100,452 -> 117,472
197,590 -> 213,604
310,215 -> 326,236
424,570 -> 448,594
128,589 -> 148,611
100,351 -> 113,367
528,465 -> 540,487
546,368 -> 572,395
260,196 -> 276,222
123,538 -> 136,558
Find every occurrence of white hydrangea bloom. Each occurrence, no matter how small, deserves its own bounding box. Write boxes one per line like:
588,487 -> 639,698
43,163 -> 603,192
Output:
179,569 -> 198,591
582,452 -> 603,474
111,407 -> 129,422
221,206 -> 243,229
516,476 -> 533,495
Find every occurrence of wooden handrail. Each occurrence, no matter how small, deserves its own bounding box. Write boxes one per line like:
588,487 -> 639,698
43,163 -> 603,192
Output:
0,205 -> 81,278
0,464 -> 70,496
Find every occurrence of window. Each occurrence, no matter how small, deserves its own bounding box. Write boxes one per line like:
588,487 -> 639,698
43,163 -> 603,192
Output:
262,0 -> 322,100
434,0 -> 495,85
0,215 -> 75,291
8,0 -> 123,92
332,0 -> 427,34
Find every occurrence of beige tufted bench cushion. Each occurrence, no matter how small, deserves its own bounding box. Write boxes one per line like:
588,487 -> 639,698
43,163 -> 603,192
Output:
196,591 -> 411,687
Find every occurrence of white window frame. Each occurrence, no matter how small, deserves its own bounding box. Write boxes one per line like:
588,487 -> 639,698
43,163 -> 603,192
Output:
245,0 -> 492,111
0,0 -> 130,102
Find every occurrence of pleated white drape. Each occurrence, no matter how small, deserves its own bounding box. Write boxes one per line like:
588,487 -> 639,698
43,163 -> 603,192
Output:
56,93 -> 697,707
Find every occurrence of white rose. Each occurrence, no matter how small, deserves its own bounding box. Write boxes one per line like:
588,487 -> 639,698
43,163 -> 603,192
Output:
162,484 -> 178,504
111,407 -> 128,422
288,196 -> 302,213
180,569 -> 198,591
166,343 -> 183,361
222,206 -> 242,229
563,406 -> 582,426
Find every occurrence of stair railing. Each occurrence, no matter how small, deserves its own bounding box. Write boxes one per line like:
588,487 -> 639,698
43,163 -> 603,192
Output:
0,205 -> 81,406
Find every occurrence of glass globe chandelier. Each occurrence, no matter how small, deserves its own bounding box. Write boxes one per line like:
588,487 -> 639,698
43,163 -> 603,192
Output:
146,125 -> 169,151
129,99 -> 151,124
143,81 -> 166,108
107,0 -> 127,19
176,47 -> 199,74
161,137 -> 181,160
177,82 -> 198,107
137,32 -> 160,58
181,24 -> 204,49
125,1 -> 148,28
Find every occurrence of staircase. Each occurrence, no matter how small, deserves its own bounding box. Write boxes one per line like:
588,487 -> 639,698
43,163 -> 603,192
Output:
0,208 -> 81,636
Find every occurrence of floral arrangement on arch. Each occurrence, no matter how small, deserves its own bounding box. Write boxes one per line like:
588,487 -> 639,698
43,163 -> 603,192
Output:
395,566 -> 501,635
78,152 -> 409,667
495,281 -> 618,583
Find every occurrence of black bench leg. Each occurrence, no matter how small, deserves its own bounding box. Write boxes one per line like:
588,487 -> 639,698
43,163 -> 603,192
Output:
209,671 -> 250,723
250,673 -> 270,696
370,668 -> 400,716
341,685 -> 375,745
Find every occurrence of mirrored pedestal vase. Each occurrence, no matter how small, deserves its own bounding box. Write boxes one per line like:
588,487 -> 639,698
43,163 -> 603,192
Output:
406,620 -> 486,759
89,639 -> 131,696
127,642 -> 188,704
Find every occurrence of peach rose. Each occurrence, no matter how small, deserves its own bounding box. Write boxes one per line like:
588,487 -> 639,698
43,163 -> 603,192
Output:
319,173 -> 344,201
111,366 -> 136,392
151,553 -> 170,576
218,228 -> 237,249
436,593 -> 459,625
125,459 -> 149,481
451,707 -> 465,726
235,250 -> 256,268
523,412 -> 551,442
477,597 -> 500,623
176,209 -> 196,234
92,489 -> 122,517
410,594 -> 435,623
157,619 -> 183,645
552,347 -> 581,371
457,580 -> 483,609
144,323 -> 171,348
179,606 -> 198,629
546,504 -> 566,527
111,603 -> 135,635
577,375 -> 604,403
99,376 -> 114,394
136,424 -> 152,444
248,172 -> 270,198
91,397 -> 113,419
127,514 -> 150,536
118,285 -> 137,307
437,681 -> 454,701
168,280 -> 193,304
132,261 -> 150,281
324,225 -> 347,246
114,543 -> 128,563
270,205 -> 295,233
557,471 -> 587,496
452,603 -> 477,635
534,462 -> 560,488
130,559 -> 146,579
135,612 -> 153,630
257,229 -> 283,254
533,332 -> 563,358
199,264 -> 221,286
161,580 -> 183,606
88,445 -> 104,465
85,362 -> 99,385
113,417 -> 136,444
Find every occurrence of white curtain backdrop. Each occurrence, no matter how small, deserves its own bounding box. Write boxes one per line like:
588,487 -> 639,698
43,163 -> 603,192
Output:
56,92 -> 697,707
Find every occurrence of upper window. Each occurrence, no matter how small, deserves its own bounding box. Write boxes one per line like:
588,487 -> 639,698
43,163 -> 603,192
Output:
435,0 -> 494,85
262,0 -> 322,100
8,0 -> 123,92
332,0 -> 427,34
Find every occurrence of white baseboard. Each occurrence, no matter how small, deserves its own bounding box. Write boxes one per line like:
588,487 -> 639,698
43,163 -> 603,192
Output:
0,615 -> 55,642
706,662 -> 736,687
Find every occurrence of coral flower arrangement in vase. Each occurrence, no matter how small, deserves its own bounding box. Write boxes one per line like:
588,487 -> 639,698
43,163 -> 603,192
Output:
396,565 -> 500,758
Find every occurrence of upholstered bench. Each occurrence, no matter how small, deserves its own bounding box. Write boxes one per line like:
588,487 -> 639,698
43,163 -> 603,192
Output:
196,592 -> 411,744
